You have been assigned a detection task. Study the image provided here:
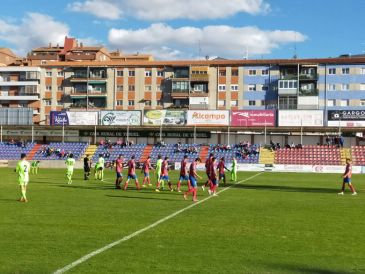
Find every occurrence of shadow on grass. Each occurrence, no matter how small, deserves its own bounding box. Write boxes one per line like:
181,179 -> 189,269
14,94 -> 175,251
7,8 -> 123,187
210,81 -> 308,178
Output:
229,184 -> 336,194
56,185 -> 115,191
105,194 -> 178,202
266,262 -> 352,274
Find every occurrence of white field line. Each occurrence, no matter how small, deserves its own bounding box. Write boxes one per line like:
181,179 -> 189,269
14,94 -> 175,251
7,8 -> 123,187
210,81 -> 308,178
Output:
53,172 -> 263,274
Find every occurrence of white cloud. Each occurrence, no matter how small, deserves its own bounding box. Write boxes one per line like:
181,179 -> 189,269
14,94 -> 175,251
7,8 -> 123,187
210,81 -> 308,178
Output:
108,23 -> 307,60
68,0 -> 270,20
0,13 -> 69,54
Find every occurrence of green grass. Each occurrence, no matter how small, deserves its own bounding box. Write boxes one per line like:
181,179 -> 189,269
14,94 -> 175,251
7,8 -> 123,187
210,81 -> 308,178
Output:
1,168 -> 365,274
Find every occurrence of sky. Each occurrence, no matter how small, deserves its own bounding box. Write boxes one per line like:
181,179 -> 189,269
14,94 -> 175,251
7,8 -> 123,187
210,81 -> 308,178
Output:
0,0 -> 364,60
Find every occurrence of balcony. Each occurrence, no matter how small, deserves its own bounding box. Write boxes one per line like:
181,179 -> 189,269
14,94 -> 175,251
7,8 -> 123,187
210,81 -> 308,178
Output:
278,80 -> 298,96
69,89 -> 107,97
280,73 -> 318,81
190,91 -> 209,97
0,80 -> 39,86
190,73 -> 209,82
0,95 -> 39,101
189,104 -> 209,110
299,88 -> 319,96
65,53 -> 97,61
70,72 -> 108,83
171,89 -> 189,98
27,54 -> 59,60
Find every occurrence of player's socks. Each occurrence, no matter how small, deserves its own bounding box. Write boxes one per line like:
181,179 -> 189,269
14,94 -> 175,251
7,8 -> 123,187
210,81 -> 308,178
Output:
177,181 -> 181,192
193,189 -> 197,200
136,182 -> 141,190
123,182 -> 128,190
21,189 -> 27,200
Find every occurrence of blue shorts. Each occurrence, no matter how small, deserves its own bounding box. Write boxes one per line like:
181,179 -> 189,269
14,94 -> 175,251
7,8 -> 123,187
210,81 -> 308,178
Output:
219,173 -> 225,180
211,178 -> 218,185
179,175 -> 189,181
128,174 -> 137,180
116,172 -> 123,178
144,172 -> 149,177
160,175 -> 169,181
343,177 -> 351,184
189,176 -> 197,187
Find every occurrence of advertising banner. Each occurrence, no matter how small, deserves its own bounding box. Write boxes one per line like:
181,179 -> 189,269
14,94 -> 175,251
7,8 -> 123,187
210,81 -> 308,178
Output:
272,164 -> 362,174
100,111 -> 141,126
80,130 -> 210,138
186,110 -> 229,126
143,110 -> 185,126
327,110 -> 365,127
231,110 -> 276,127
278,110 -> 323,127
50,111 -> 98,126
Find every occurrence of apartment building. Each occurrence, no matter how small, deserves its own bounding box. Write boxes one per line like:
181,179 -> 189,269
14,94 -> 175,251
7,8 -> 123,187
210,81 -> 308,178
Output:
1,37 -> 365,125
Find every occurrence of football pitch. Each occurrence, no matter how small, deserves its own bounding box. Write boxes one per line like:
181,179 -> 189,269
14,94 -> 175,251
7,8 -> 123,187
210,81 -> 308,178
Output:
1,168 -> 365,274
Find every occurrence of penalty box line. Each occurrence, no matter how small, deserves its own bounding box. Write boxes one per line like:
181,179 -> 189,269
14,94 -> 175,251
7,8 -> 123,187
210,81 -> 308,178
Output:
53,172 -> 263,274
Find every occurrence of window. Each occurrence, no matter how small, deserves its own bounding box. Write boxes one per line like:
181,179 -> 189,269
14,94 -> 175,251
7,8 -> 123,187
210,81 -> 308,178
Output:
57,71 -> 64,77
248,84 -> 256,91
58,85 -> 63,91
46,70 -> 52,77
327,99 -> 335,107
231,70 -> 239,76
157,85 -> 161,91
249,100 -> 256,106
230,100 -> 238,107
145,71 -> 152,77
128,100 -> 135,106
261,100 -> 265,106
262,69 -> 269,75
218,85 -> 226,91
145,100 -> 151,106
116,100 -> 123,106
340,99 -> 349,107
342,68 -> 350,74
248,69 -> 256,75
262,85 -> 268,91
328,84 -> 336,91
360,100 -> 365,106
128,85 -> 135,91
218,100 -> 226,106
117,70 -> 123,77
43,99 -> 51,106
145,85 -> 152,91
117,85 -> 123,91
360,84 -> 365,91
157,100 -> 163,106
57,100 -> 63,106
361,68 -> 365,75
219,70 -> 226,76
230,85 -> 238,91
46,86 -> 51,91
128,70 -> 135,77
341,84 -> 349,91
279,80 -> 297,89
328,68 -> 336,75
173,81 -> 189,92
157,71 -> 164,77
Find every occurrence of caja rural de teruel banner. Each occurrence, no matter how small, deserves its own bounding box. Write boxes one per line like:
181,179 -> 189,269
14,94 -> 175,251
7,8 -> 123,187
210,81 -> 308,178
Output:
100,111 -> 141,126
187,110 -> 229,126
143,110 -> 186,126
278,110 -> 324,127
231,110 -> 276,127
328,110 -> 365,127
50,111 -> 98,126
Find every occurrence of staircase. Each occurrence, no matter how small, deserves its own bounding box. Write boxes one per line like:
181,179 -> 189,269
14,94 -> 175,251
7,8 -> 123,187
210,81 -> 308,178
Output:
259,147 -> 275,165
28,144 -> 42,160
82,144 -> 97,159
340,148 -> 351,165
139,145 -> 153,162
199,146 -> 210,162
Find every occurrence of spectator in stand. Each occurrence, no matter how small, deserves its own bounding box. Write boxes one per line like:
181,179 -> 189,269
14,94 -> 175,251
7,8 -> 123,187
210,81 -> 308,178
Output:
339,135 -> 344,148
290,142 -> 296,148
325,135 -> 331,146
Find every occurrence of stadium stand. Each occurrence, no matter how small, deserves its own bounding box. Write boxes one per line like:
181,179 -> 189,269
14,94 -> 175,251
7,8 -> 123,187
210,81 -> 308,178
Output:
92,144 -> 146,163
149,144 -> 201,163
33,142 -> 88,160
274,145 -> 341,165
351,146 -> 365,166
207,144 -> 260,164
0,142 -> 35,160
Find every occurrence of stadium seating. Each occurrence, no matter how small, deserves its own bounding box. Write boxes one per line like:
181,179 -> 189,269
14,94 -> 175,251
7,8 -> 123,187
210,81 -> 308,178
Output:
207,144 -> 260,164
0,142 -> 35,160
274,145 -> 341,165
92,144 -> 146,163
149,144 -> 201,163
351,146 -> 365,166
33,142 -> 88,160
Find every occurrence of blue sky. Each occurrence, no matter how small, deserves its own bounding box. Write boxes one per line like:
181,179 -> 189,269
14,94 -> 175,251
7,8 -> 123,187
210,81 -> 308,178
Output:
0,0 -> 364,60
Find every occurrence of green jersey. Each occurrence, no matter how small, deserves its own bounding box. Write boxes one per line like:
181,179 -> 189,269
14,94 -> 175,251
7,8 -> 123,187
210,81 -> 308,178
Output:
156,159 -> 163,175
232,159 -> 237,170
65,158 -> 76,171
31,161 -> 39,167
16,160 -> 30,184
98,157 -> 105,168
